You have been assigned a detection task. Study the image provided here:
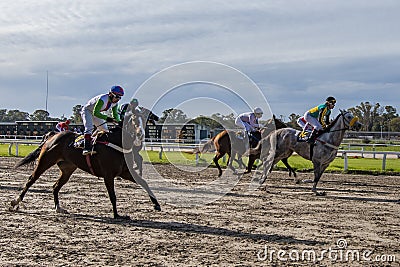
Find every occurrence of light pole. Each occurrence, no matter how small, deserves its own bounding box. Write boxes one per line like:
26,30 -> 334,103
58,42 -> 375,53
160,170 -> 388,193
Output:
45,70 -> 49,112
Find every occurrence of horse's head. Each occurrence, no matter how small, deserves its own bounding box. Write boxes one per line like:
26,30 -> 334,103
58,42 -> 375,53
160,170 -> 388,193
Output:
340,109 -> 362,131
139,107 -> 159,126
122,112 -> 145,147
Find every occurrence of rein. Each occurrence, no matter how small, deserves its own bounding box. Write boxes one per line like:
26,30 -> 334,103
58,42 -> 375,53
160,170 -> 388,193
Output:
316,111 -> 355,150
325,111 -> 356,133
96,141 -> 133,153
94,115 -> 143,154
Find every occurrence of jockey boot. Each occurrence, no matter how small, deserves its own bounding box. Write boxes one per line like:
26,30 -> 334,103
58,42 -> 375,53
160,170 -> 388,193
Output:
307,129 -> 320,144
82,134 -> 96,155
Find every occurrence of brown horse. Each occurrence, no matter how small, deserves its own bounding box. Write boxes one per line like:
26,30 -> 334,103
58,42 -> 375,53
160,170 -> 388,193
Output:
198,130 -> 247,177
9,114 -> 161,219
198,116 -> 296,177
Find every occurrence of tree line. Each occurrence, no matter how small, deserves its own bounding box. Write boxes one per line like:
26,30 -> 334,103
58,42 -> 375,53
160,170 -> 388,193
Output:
285,102 -> 399,132
1,102 -> 399,131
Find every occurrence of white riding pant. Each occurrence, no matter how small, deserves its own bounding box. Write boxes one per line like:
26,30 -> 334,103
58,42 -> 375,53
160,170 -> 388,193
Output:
235,117 -> 253,132
81,109 -> 109,135
304,111 -> 323,131
297,116 -> 313,132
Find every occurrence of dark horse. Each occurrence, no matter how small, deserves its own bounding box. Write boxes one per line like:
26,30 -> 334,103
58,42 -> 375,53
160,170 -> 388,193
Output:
198,116 -> 296,177
9,113 -> 161,219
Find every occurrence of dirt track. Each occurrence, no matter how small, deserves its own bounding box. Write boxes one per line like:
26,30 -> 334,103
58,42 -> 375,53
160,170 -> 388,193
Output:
0,157 -> 399,266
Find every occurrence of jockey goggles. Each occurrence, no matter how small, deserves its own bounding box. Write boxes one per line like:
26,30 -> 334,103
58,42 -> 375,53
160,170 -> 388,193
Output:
111,93 -> 122,99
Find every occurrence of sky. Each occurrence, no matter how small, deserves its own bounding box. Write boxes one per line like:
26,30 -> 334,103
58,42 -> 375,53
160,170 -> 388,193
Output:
1,0 -> 399,121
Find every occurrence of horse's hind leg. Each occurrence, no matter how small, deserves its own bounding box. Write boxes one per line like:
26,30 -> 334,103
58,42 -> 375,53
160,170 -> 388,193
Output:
227,152 -> 238,175
53,161 -> 77,214
10,154 -> 58,210
281,158 -> 297,178
213,152 -> 224,177
104,177 -> 130,219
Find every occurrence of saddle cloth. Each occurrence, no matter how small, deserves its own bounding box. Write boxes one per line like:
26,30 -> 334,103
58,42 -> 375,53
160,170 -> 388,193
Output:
296,130 -> 311,142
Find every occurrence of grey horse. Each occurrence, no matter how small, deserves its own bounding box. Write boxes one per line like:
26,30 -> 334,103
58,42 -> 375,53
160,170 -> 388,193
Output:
252,109 -> 362,195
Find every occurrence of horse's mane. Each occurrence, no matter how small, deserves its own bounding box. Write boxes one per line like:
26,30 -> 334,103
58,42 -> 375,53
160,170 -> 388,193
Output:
325,111 -> 343,132
272,115 -> 287,129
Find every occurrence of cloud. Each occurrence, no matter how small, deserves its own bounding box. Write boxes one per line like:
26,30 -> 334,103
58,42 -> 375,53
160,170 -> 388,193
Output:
0,0 -> 399,118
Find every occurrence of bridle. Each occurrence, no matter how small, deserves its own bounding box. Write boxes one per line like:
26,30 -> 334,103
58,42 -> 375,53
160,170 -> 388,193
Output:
124,114 -> 144,146
326,111 -> 359,133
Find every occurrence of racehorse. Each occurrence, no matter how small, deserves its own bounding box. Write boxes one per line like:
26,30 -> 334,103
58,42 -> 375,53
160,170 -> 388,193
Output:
244,116 -> 296,177
130,107 -> 159,176
197,115 -> 295,177
198,129 -> 247,177
9,113 -> 161,219
252,109 -> 362,195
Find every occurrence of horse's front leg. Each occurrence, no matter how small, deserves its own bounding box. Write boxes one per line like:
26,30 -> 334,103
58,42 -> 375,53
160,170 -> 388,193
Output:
104,177 -> 129,220
312,163 -> 326,196
133,148 -> 143,176
129,169 -> 161,212
244,154 -> 259,174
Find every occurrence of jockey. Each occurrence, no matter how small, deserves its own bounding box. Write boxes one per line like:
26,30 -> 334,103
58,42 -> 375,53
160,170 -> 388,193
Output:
56,119 -> 70,132
300,96 -> 336,143
235,107 -> 264,139
81,85 -> 124,155
118,98 -> 141,119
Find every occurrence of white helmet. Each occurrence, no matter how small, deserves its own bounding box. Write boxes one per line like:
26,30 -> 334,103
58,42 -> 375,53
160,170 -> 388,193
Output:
253,107 -> 263,115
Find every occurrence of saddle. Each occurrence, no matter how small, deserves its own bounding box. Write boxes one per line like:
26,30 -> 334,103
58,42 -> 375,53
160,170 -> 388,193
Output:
234,131 -> 260,146
73,131 -> 107,149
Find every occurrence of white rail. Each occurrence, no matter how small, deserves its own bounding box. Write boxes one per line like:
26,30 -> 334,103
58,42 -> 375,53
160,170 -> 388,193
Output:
2,140 -> 399,171
338,150 -> 400,171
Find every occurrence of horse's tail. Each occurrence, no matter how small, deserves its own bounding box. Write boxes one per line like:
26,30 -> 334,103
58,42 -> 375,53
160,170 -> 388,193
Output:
249,140 -> 262,155
14,131 -> 56,169
14,146 -> 42,168
194,137 -> 216,154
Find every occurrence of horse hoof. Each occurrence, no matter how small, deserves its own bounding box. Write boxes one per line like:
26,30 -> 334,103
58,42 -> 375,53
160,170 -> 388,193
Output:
8,205 -> 17,212
9,200 -> 20,211
10,199 -> 18,207
154,205 -> 161,211
56,207 -> 69,214
314,191 -> 326,196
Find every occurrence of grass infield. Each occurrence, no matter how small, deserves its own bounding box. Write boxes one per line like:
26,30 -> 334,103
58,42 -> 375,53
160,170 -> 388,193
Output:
1,144 -> 399,175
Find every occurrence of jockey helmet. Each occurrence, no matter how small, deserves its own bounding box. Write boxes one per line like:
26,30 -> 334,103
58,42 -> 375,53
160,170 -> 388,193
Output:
326,96 -> 336,104
110,85 -> 124,97
130,98 -> 139,107
65,119 -> 71,124
253,107 -> 264,115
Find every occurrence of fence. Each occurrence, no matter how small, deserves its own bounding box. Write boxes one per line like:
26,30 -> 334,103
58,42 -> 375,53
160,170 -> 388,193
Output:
2,139 -> 399,171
